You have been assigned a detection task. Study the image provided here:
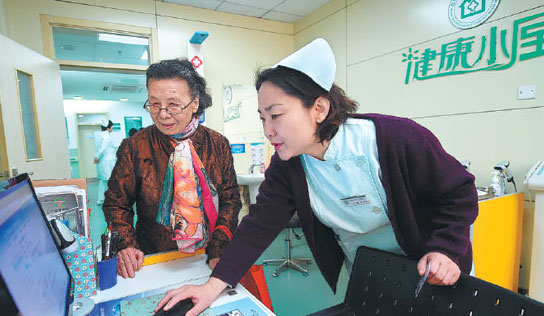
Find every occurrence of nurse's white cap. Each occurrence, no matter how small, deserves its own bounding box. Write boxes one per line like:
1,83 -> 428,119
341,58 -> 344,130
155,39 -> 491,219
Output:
274,38 -> 336,91
101,119 -> 109,127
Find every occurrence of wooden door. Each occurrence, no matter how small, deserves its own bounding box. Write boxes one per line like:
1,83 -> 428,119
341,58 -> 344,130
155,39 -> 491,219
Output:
0,34 -> 70,179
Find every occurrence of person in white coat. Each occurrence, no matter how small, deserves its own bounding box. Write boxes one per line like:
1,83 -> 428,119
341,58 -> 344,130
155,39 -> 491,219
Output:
94,119 -> 117,205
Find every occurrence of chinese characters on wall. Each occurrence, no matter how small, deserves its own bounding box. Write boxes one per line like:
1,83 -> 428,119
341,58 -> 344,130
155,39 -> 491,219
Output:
402,12 -> 544,84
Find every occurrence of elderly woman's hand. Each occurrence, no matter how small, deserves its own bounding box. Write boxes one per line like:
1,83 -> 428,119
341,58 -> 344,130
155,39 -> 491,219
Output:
117,247 -> 145,278
417,252 -> 461,286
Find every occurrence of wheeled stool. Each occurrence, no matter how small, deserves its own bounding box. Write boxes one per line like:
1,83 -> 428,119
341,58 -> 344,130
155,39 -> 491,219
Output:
263,213 -> 311,277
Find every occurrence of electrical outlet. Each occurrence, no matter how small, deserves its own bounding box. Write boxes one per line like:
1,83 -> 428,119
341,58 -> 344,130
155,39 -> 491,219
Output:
518,85 -> 536,100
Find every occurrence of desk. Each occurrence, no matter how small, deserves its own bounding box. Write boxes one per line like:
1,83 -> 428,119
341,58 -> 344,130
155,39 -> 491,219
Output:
89,254 -> 275,315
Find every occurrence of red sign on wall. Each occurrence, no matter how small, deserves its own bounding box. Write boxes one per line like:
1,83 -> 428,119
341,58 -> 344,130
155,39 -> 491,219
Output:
191,56 -> 203,68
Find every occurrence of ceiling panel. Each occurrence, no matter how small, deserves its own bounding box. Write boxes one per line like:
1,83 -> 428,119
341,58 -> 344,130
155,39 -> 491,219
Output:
216,2 -> 268,17
162,0 -> 332,22
274,0 -> 331,16
226,0 -> 284,11
262,11 -> 302,23
164,0 -> 222,11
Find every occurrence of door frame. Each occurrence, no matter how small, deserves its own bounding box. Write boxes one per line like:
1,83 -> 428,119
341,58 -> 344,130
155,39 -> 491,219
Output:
0,100 -> 10,179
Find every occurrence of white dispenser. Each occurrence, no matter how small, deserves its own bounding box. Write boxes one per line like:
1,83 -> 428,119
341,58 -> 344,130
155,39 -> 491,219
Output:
490,171 -> 503,197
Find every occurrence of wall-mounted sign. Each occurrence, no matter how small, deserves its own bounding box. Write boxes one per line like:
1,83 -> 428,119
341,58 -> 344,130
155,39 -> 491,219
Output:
250,142 -> 265,173
224,102 -> 241,122
223,86 -> 232,105
448,0 -> 499,29
124,116 -> 142,137
402,11 -> 544,84
449,0 -> 500,29
230,143 -> 245,154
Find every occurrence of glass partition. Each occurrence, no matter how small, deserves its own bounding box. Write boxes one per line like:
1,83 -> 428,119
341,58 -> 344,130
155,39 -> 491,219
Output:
16,71 -> 42,160
52,27 -> 150,66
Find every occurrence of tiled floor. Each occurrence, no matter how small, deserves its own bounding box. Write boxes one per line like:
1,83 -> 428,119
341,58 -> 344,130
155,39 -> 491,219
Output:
87,178 -> 107,249
255,230 -> 349,315
88,180 -> 349,316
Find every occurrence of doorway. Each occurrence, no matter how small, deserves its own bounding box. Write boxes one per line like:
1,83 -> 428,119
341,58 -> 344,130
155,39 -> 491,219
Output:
77,124 -> 101,179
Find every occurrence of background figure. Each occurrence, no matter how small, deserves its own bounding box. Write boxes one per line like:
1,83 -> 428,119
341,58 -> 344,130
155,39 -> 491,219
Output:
94,119 -> 117,205
128,128 -> 139,137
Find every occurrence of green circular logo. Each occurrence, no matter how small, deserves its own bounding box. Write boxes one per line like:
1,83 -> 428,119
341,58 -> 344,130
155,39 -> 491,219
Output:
449,0 -> 500,29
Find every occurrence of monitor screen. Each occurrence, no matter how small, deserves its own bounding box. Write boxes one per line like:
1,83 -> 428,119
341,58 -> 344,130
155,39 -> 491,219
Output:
0,177 -> 70,316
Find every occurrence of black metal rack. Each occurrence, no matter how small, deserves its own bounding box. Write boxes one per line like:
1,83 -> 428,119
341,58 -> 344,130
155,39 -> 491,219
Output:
309,246 -> 544,316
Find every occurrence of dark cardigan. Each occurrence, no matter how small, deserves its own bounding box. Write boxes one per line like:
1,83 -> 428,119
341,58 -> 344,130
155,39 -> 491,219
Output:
212,114 -> 478,292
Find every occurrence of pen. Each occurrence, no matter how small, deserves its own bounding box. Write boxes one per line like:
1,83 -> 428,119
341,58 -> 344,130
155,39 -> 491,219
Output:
100,234 -> 106,260
105,225 -> 112,260
110,231 -> 120,258
415,261 -> 431,298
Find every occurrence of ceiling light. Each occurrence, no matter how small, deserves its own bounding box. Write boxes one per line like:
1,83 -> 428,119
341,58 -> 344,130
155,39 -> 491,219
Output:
140,50 -> 148,60
78,115 -> 84,118
73,96 -> 83,100
120,98 -> 128,102
98,33 -> 149,45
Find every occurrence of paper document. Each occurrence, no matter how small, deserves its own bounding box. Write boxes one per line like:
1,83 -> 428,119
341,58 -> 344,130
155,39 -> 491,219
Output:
35,185 -> 89,236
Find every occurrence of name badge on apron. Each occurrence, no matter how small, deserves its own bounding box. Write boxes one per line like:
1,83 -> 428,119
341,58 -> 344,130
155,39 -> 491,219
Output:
341,195 -> 370,206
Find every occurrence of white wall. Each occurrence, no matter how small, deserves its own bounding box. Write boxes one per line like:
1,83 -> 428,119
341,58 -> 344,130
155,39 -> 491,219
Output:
295,0 -> 544,291
0,0 -> 8,37
64,100 -> 153,149
4,0 -> 294,135
223,85 -> 270,174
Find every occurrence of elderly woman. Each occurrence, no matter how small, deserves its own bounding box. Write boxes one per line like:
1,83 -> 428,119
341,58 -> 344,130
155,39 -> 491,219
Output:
103,58 -> 241,278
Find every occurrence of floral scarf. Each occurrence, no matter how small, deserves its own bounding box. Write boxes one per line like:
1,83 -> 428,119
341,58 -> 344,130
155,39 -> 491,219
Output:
156,117 -> 219,253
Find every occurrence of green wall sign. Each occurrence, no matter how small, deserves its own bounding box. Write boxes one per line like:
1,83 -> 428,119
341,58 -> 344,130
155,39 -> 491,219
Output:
124,116 -> 142,137
402,11 -> 544,84
449,0 -> 500,29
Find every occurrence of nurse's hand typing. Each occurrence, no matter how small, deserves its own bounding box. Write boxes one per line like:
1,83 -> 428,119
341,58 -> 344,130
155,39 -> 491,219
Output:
155,277 -> 227,316
417,252 -> 461,286
117,247 -> 144,278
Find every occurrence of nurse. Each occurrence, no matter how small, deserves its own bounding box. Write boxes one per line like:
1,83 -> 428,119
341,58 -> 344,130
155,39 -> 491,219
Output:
156,38 -> 478,315
94,119 -> 117,205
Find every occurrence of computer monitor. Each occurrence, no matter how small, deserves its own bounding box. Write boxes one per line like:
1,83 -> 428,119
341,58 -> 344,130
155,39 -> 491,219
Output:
0,174 -> 71,316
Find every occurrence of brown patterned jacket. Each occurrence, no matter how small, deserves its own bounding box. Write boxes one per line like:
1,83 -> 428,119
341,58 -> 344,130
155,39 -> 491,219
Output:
103,124 -> 241,260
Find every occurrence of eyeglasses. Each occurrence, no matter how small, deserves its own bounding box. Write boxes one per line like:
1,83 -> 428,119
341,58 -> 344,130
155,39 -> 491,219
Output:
143,99 -> 194,114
